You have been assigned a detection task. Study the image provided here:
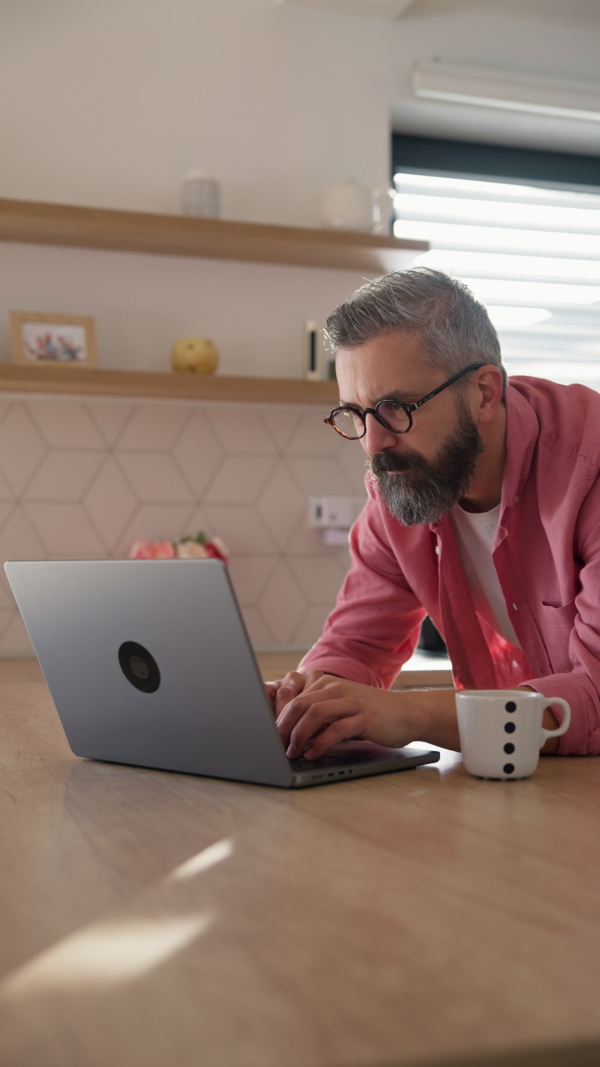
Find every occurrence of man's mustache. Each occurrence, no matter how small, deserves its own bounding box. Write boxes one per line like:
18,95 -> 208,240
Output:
370,451 -> 427,475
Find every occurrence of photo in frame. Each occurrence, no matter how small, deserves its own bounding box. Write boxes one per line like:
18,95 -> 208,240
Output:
10,312 -> 97,368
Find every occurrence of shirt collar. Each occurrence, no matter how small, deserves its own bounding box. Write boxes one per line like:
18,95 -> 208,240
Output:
427,379 -> 539,531
501,381 -> 539,509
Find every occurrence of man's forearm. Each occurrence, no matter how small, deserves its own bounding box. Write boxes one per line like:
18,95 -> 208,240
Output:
395,687 -> 461,750
397,687 -> 559,754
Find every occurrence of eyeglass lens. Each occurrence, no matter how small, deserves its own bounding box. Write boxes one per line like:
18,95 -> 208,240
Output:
332,401 -> 411,438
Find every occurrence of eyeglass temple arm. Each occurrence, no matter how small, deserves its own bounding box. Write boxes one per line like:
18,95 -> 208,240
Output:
409,363 -> 485,411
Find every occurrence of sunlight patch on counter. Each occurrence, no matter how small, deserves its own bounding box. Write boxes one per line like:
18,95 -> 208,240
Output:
1,914 -> 212,996
167,838 -> 234,882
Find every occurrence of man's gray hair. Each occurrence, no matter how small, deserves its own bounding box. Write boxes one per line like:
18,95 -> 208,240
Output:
325,267 -> 506,390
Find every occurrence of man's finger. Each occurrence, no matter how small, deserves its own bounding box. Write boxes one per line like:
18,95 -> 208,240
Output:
276,675 -> 343,746
286,698 -> 359,758
274,670 -> 323,717
304,713 -> 364,760
276,694 -> 314,748
275,676 -> 304,717
264,681 -> 281,712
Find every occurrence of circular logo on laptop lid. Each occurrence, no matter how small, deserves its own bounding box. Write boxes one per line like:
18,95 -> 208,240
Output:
118,641 -> 161,694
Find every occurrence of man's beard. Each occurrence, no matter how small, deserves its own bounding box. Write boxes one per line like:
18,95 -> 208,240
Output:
369,397 -> 484,526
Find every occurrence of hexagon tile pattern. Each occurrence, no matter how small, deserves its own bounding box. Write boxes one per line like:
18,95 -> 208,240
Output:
0,396 -> 367,656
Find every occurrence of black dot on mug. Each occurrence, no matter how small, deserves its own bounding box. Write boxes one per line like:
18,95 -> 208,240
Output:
504,742 -> 515,754
505,701 -> 517,713
503,763 -> 515,774
504,722 -> 516,734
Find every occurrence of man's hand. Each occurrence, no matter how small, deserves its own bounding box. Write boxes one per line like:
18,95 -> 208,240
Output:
266,672 -> 460,758
274,673 -> 424,759
264,670 -> 326,719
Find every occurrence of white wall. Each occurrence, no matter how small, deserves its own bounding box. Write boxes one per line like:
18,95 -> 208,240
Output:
0,0 -> 392,224
0,0 -> 396,374
2,0 -> 599,376
0,243 -> 383,375
4,0 -> 599,221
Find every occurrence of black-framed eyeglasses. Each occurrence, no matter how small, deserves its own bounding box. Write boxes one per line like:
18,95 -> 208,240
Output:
324,363 -> 485,440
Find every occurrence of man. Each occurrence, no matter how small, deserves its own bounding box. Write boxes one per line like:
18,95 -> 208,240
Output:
268,267 -> 600,760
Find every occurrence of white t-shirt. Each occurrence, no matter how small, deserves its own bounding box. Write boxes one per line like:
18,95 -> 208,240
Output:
451,502 -> 521,649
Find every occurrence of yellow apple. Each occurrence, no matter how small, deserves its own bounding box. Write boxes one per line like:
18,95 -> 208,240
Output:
170,337 -> 219,374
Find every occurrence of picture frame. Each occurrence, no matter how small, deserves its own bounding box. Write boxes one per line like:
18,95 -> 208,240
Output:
9,311 -> 97,368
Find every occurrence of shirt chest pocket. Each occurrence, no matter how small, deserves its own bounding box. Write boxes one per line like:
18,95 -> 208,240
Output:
539,599 -> 576,673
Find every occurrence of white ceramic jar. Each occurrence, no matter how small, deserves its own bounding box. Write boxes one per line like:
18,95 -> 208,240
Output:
320,180 -> 374,232
320,180 -> 395,234
181,169 -> 221,219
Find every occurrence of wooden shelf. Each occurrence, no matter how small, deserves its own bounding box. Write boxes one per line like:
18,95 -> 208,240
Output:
0,364 -> 340,405
0,197 -> 427,272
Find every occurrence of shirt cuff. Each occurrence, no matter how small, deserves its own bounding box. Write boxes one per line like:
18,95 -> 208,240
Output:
522,672 -> 600,755
297,651 -> 385,689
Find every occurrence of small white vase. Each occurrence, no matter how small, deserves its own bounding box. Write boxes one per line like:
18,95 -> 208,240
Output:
182,169 -> 221,219
320,180 -> 396,234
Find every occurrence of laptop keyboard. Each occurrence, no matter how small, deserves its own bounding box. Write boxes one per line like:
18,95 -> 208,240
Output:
290,749 -> 379,771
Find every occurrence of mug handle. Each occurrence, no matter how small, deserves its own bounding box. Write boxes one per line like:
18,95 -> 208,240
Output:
540,698 -> 571,743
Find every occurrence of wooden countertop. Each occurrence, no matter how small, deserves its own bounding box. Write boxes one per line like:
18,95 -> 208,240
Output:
0,660 -> 599,1067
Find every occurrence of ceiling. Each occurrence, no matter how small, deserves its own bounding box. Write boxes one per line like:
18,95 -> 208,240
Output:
279,0 -> 600,155
277,0 -> 418,17
279,0 -> 600,23
405,0 -> 600,27
392,0 -> 600,155
390,98 -> 600,157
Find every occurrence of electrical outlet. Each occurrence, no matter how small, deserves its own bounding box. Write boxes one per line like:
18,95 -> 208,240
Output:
308,496 -> 363,529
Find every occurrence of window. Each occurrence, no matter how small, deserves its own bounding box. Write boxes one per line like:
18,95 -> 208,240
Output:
392,137 -> 600,390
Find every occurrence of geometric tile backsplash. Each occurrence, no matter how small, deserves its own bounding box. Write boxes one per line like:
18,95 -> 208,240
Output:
0,394 -> 368,656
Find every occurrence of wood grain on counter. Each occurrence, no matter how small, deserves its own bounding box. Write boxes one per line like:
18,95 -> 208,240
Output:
0,658 -> 598,1067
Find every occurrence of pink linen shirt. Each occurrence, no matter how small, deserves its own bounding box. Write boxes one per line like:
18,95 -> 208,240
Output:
299,377 -> 600,756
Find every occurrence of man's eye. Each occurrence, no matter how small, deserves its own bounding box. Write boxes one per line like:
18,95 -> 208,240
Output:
377,401 -> 412,432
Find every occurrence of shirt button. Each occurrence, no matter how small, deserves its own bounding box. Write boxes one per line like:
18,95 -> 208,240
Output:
512,660 -> 519,669
512,603 -> 518,611
435,545 -> 440,555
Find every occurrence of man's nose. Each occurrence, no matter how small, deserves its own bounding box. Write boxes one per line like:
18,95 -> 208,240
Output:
362,413 -> 400,454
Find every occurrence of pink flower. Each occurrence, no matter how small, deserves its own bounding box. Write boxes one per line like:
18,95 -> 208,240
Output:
128,532 -> 228,563
128,539 -> 176,559
148,540 -> 177,559
128,539 -> 153,559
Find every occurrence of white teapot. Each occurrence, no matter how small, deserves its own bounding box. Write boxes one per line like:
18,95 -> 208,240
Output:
320,179 -> 395,234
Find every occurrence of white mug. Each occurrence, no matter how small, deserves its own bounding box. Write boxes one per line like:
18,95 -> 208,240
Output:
455,689 -> 571,780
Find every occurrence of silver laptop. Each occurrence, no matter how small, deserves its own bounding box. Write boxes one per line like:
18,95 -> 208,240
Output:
5,559 -> 439,788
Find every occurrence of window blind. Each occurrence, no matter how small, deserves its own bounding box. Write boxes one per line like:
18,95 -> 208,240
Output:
393,171 -> 600,389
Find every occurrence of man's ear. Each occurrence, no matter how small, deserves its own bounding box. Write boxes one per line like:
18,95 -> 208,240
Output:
472,365 -> 504,425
